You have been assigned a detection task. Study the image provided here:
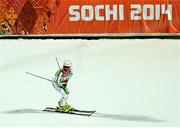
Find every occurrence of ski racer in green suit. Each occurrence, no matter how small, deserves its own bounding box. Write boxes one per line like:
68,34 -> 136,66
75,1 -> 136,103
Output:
52,60 -> 74,112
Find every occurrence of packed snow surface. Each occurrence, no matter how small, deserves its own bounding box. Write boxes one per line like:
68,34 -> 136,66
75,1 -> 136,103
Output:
0,39 -> 179,127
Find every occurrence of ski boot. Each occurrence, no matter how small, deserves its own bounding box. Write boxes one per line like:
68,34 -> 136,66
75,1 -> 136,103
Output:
65,102 -> 75,111
57,103 -> 75,112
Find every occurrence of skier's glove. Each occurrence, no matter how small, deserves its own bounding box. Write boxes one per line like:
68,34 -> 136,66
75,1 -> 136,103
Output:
60,77 -> 68,84
60,84 -> 67,89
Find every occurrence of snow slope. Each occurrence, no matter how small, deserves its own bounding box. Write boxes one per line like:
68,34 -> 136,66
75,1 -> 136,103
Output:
0,39 -> 179,127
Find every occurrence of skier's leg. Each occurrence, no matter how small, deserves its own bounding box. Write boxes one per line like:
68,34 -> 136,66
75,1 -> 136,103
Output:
62,86 -> 75,110
58,91 -> 69,107
52,80 -> 66,108
58,85 -> 74,112
52,78 -> 62,94
57,88 -> 70,112
58,84 -> 69,106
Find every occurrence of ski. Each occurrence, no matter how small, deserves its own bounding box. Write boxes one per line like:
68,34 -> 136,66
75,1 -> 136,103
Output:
72,109 -> 96,113
43,107 -> 95,116
45,107 -> 96,114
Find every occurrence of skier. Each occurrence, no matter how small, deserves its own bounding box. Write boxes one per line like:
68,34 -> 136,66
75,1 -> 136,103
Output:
25,59 -> 96,116
52,60 -> 74,112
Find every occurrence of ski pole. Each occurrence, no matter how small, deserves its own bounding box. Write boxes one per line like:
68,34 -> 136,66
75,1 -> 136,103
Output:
26,72 -> 55,83
55,57 -> 61,69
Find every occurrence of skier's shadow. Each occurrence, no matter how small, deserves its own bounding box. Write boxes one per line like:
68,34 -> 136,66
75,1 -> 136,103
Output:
1,108 -> 43,114
2,109 -> 164,122
93,112 -> 165,122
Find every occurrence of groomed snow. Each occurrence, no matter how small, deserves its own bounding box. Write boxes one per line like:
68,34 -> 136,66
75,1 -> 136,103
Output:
0,39 -> 179,127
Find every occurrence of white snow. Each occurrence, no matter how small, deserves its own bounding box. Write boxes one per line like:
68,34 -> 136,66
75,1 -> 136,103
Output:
0,39 -> 179,127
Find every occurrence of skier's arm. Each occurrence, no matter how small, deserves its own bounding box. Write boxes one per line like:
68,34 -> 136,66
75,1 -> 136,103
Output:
54,69 -> 62,85
55,69 -> 63,77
